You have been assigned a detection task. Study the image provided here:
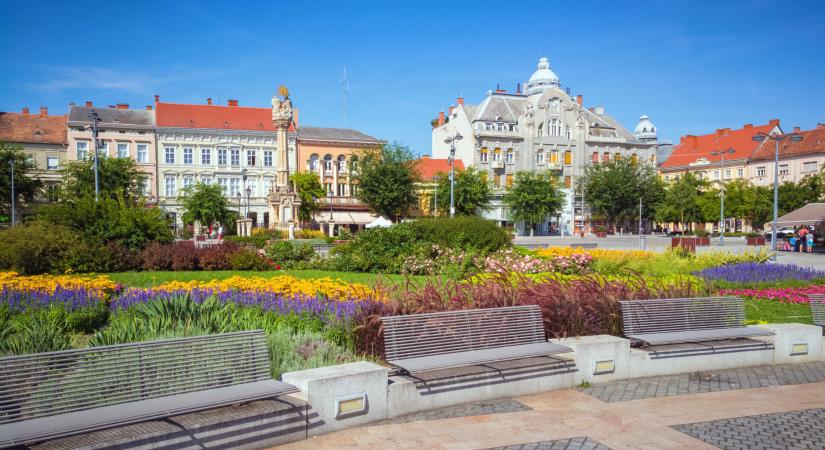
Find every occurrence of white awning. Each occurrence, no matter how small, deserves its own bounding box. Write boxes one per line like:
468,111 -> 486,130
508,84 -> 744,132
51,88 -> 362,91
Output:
771,203 -> 825,227
313,210 -> 378,225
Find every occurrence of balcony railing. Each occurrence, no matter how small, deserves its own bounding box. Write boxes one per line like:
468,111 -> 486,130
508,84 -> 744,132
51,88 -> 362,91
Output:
319,196 -> 363,206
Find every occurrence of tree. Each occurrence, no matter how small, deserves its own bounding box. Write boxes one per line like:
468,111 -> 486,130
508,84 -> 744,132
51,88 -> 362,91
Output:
178,182 -> 235,229
0,142 -> 43,219
581,158 -> 664,230
656,172 -> 706,231
352,142 -> 417,221
291,172 -> 326,223
62,156 -> 148,205
778,178 -> 819,216
503,171 -> 564,236
434,167 -> 490,216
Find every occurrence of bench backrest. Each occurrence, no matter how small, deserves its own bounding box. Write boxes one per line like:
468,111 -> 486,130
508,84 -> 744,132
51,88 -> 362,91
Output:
620,297 -> 746,336
809,294 -> 825,327
0,330 -> 270,424
382,305 -> 546,362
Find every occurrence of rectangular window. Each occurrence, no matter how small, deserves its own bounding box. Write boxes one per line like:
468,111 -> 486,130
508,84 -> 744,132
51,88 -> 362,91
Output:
76,141 -> 88,159
217,177 -> 228,194
98,141 -> 108,156
551,151 -> 559,164
536,152 -> 544,164
117,143 -> 128,158
506,150 -> 514,163
230,148 -> 240,166
506,174 -> 514,187
201,148 -> 211,165
165,147 -> 175,164
564,151 -> 572,165
337,183 -> 346,196
803,161 -> 817,172
230,178 -> 240,196
480,149 -> 488,162
47,184 -> 59,202
264,150 -> 273,167
737,168 -> 744,178
137,144 -> 148,163
713,170 -> 720,180
324,183 -> 333,194
725,169 -> 731,179
200,175 -> 212,185
218,148 -> 227,165
338,158 -> 346,171
263,178 -> 271,195
757,166 -> 766,177
47,156 -> 59,170
183,175 -> 195,190
142,179 -> 151,197
165,176 -> 176,197
493,174 -> 501,187
247,149 -> 256,166
183,147 -> 193,164
247,180 -> 257,197
779,164 -> 789,175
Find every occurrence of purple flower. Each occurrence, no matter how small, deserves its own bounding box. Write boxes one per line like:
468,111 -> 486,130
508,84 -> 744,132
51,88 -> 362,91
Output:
697,262 -> 825,284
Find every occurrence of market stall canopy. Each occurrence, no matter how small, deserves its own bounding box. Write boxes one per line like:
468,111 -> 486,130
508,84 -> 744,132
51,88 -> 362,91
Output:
771,203 -> 825,227
365,216 -> 393,228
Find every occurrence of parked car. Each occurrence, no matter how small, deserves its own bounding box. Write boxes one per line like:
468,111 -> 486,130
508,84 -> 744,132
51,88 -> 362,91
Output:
763,226 -> 810,239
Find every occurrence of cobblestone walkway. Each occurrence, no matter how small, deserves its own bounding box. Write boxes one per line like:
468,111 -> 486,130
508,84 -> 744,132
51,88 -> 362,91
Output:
673,407 -> 825,450
485,437 -> 610,450
580,361 -> 825,402
384,399 -> 531,424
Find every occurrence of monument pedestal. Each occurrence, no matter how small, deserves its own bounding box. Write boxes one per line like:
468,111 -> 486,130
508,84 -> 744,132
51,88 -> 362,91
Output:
236,218 -> 253,237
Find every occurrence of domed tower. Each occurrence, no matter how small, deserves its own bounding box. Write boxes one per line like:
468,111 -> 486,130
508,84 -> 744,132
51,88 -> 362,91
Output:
525,57 -> 560,96
634,115 -> 657,143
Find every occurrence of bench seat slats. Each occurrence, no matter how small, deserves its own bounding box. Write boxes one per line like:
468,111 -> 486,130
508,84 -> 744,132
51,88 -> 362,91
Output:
627,326 -> 774,346
0,379 -> 298,447
389,342 -> 573,373
809,294 -> 825,328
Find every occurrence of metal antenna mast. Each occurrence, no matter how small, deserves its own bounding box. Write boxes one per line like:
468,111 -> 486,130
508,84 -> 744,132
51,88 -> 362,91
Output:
341,66 -> 350,128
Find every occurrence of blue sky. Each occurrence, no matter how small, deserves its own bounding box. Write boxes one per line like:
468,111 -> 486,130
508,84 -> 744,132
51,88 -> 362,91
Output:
1,0 -> 824,154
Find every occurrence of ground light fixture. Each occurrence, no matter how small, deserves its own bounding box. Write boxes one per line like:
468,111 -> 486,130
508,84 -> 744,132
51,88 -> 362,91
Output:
752,132 -> 803,260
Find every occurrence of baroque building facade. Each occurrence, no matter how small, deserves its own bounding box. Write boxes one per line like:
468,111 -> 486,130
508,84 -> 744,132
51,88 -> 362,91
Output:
432,57 -> 657,235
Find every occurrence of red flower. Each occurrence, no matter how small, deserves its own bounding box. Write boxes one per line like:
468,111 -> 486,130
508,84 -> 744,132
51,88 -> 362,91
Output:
274,264 -> 281,270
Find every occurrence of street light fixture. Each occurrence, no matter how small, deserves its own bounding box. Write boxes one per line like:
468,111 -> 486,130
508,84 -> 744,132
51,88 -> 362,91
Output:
235,191 -> 242,219
245,186 -> 252,221
443,132 -> 463,217
752,131 -> 803,260
87,111 -> 101,202
432,175 -> 438,217
710,148 -> 735,247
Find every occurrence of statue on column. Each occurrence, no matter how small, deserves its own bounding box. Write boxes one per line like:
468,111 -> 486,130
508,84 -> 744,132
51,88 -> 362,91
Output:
268,85 -> 301,235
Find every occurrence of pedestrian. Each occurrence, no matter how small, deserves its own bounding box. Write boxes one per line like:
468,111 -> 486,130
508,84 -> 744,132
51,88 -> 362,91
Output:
807,230 -> 815,253
799,225 -> 809,253
218,225 -> 224,241
790,235 -> 797,252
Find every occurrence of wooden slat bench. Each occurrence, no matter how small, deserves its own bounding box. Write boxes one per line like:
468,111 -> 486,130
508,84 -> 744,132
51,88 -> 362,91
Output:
382,305 -> 576,389
0,330 -> 298,449
620,297 -> 775,359
808,294 -> 825,332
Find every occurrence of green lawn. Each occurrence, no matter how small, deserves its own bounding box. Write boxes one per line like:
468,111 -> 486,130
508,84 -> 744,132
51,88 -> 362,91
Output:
745,299 -> 813,324
107,270 -> 431,288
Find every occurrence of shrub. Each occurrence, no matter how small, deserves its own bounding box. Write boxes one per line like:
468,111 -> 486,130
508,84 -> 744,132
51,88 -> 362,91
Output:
141,242 -> 175,271
224,235 -> 270,248
171,242 -> 199,271
0,223 -> 78,274
295,229 -> 326,239
265,241 -> 315,268
228,248 -> 272,270
404,216 -> 511,254
198,243 -> 239,270
0,308 -> 74,356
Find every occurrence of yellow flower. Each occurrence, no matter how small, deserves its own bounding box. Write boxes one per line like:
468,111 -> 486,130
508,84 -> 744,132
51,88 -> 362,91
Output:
156,275 -> 373,301
0,271 -> 117,295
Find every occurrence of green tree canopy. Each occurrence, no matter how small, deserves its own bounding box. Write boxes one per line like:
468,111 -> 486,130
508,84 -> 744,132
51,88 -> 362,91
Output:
778,177 -> 820,216
291,172 -> 326,223
178,182 -> 235,228
655,172 -> 706,230
581,158 -> 664,228
62,156 -> 148,205
352,142 -> 418,221
0,142 -> 43,218
503,171 -> 564,236
434,167 -> 490,216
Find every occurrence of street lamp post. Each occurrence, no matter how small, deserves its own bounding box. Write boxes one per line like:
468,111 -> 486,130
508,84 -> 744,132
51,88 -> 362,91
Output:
8,160 -> 14,227
432,175 -> 438,217
443,132 -> 463,217
236,192 -> 242,217
87,111 -> 101,202
710,148 -> 735,247
245,186 -> 251,223
752,131 -> 804,260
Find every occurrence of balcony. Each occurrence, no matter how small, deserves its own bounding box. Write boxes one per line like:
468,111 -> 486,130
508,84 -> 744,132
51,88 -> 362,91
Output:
476,129 -> 522,138
586,134 -> 624,144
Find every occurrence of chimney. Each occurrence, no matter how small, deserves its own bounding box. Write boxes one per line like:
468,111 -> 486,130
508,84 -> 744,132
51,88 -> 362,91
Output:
818,123 -> 825,129
769,118 -> 780,126
495,83 -> 505,94
21,107 -> 30,115
207,97 -> 212,105
576,95 -> 583,106
85,101 -> 93,107
227,99 -> 239,106
457,96 -> 464,106
108,105 -> 115,109
154,95 -> 160,103
146,105 -> 153,110
794,126 -> 801,133
743,123 -> 753,128
39,106 -> 48,117
421,155 -> 431,159
516,83 -> 522,95
438,111 -> 445,127
448,105 -> 454,116
116,103 -> 129,109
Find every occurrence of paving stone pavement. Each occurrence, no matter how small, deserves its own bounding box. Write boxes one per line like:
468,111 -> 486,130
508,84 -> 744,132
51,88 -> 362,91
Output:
673,407 -> 825,450
485,437 -> 611,450
579,361 -> 825,402
383,398 -> 531,424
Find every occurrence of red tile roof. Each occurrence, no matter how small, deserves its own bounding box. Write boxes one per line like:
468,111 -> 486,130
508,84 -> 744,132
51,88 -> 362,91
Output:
660,120 -> 780,170
155,102 -> 296,132
0,111 -> 67,145
414,157 -> 465,180
750,125 -> 825,161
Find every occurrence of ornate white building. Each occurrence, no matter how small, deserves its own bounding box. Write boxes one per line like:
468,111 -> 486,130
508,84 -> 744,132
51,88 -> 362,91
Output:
432,57 -> 658,234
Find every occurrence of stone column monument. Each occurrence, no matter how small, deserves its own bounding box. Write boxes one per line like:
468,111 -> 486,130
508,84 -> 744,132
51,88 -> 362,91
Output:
268,86 -> 302,237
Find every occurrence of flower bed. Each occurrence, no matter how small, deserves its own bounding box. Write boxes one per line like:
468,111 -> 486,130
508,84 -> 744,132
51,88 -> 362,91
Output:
721,285 -> 825,304
697,263 -> 825,284
156,275 -> 372,301
0,271 -> 117,295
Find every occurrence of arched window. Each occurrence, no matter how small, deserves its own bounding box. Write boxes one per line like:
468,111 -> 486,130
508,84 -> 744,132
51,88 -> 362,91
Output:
564,150 -> 572,165
537,123 -> 543,138
565,125 -> 571,139
349,155 -> 359,172
323,154 -> 333,171
493,147 -> 501,161
337,154 -> 346,171
506,148 -> 514,163
551,150 -> 559,164
592,152 -> 599,163
480,147 -> 488,162
550,119 -> 559,136
603,152 -> 609,163
308,153 -> 319,171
